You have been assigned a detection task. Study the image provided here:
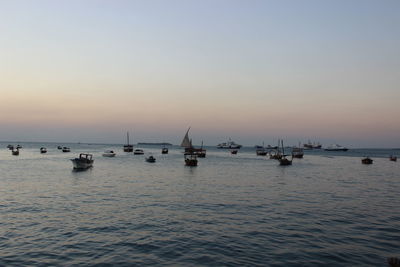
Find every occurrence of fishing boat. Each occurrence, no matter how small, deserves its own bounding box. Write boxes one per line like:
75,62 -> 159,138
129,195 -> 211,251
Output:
390,155 -> 397,162
195,141 -> 206,158
57,146 -> 62,150
324,144 -> 348,151
230,149 -> 238,155
7,144 -> 13,150
217,139 -> 242,149
71,153 -> 94,170
292,143 -> 304,158
146,155 -> 156,163
12,148 -> 19,156
256,142 -> 267,156
123,132 -> 134,152
40,147 -> 47,154
279,140 -> 293,166
62,147 -> 70,152
181,127 -> 198,166
134,149 -> 144,155
361,157 -> 373,164
269,140 -> 282,159
102,150 -> 116,157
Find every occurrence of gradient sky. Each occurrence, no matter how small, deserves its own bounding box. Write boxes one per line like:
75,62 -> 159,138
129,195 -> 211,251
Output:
1,0 -> 399,147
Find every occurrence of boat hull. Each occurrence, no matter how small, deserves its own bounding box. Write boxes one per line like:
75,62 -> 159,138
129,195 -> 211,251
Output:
71,159 -> 93,169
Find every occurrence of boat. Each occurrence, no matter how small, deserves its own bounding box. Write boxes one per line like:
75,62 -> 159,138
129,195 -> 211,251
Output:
195,141 -> 206,158
230,149 -> 238,155
217,138 -> 242,149
71,153 -> 94,170
57,146 -> 62,150
145,155 -> 156,163
324,144 -> 348,151
134,149 -> 144,155
256,142 -> 267,156
292,143 -> 304,158
102,150 -> 116,157
279,140 -> 293,166
269,140 -> 283,159
16,145 -> 22,149
390,155 -> 397,162
12,148 -> 19,156
40,147 -> 47,154
62,147 -> 70,152
181,127 -> 198,166
7,144 -> 13,150
123,132 -> 134,152
303,140 -> 322,150
361,157 -> 373,164
161,147 -> 169,154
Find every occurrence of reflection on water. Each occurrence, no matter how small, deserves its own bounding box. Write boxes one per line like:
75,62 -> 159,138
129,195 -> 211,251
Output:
0,142 -> 399,266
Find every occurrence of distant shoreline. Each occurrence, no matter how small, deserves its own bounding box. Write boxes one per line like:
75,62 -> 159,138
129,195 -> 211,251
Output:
137,142 -> 172,146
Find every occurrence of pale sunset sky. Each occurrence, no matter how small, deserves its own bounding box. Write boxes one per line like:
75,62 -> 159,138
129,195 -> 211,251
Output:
1,0 -> 399,147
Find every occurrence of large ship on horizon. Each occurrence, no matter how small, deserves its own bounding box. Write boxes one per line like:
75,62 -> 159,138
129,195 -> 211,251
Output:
217,139 -> 242,149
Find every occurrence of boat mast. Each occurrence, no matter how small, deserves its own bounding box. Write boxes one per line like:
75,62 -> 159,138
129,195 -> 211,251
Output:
127,132 -> 130,145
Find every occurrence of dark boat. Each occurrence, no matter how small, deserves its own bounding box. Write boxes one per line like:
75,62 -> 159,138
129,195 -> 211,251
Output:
7,145 -> 14,150
146,156 -> 156,163
12,148 -> 19,156
270,140 -> 282,159
57,146 -> 62,150
390,155 -> 397,162
40,147 -> 47,154
123,132 -> 134,152
230,149 -> 238,154
256,142 -> 267,156
161,147 -> 169,154
278,140 -> 293,166
292,143 -> 304,159
181,127 -> 199,166
71,153 -> 94,170
361,157 -> 373,164
62,147 -> 70,152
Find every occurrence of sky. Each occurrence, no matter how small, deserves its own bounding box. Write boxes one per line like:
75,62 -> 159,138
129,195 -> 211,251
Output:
0,0 -> 399,147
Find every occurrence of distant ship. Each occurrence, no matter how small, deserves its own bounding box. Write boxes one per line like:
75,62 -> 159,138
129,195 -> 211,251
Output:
303,140 -> 322,150
324,144 -> 348,151
123,132 -> 134,152
217,138 -> 242,149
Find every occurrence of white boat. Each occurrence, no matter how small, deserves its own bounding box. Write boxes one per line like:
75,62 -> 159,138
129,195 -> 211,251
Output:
102,150 -> 116,157
123,132 -> 134,152
62,147 -> 70,152
71,153 -> 93,169
324,144 -> 348,151
217,138 -> 242,149
40,147 -> 47,154
134,149 -> 144,155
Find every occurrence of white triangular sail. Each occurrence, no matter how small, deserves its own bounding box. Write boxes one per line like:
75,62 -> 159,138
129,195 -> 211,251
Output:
180,127 -> 192,148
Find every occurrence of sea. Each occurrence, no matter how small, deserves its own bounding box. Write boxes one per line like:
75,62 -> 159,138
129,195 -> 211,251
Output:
1,142 -> 399,266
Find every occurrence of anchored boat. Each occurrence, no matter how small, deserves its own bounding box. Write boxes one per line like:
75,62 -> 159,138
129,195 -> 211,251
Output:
71,153 -> 94,170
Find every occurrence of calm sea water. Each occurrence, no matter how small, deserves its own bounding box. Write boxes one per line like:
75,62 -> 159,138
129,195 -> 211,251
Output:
1,142 -> 399,266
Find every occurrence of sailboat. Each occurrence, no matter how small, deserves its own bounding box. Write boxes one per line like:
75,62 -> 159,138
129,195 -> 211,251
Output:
123,132 -> 134,152
181,127 -> 198,166
279,140 -> 293,166
256,142 -> 267,156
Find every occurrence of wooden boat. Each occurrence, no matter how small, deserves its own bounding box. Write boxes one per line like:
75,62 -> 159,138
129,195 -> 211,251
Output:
292,143 -> 304,158
40,147 -> 47,154
62,147 -> 70,152
146,155 -> 156,163
278,140 -> 292,166
269,140 -> 282,159
12,148 -> 19,156
102,150 -> 116,157
181,127 -> 198,166
71,153 -> 94,170
390,155 -> 397,162
134,149 -> 144,155
123,132 -> 134,152
361,157 -> 373,164
256,142 -> 267,156
231,149 -> 238,154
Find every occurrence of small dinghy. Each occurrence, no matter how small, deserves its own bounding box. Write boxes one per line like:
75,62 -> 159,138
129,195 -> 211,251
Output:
102,150 -> 116,157
57,146 -> 62,150
40,147 -> 47,154
390,155 -> 397,162
146,155 -> 156,163
161,147 -> 169,154
62,147 -> 70,152
230,149 -> 238,155
362,157 -> 373,164
71,153 -> 93,170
